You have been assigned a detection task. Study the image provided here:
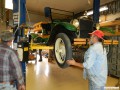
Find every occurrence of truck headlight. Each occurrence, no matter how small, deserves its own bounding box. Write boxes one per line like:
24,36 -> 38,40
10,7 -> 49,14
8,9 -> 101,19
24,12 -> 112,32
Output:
70,19 -> 79,28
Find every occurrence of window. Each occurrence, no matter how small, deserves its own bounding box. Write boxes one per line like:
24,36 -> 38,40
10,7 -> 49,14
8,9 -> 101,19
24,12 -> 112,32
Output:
5,0 -> 13,10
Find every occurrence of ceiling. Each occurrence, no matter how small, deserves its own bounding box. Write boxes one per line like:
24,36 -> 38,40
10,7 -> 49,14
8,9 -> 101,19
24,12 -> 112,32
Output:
26,0 -> 113,15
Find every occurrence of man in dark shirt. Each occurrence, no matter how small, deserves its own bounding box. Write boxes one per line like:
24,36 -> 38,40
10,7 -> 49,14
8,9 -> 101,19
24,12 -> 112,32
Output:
0,31 -> 25,90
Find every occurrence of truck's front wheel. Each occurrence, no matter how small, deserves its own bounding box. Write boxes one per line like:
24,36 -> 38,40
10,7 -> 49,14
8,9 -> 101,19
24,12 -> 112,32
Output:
54,33 -> 72,68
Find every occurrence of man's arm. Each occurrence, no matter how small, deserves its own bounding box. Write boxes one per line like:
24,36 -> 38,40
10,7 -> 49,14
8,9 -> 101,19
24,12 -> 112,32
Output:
75,62 -> 84,69
67,59 -> 84,69
67,48 -> 96,69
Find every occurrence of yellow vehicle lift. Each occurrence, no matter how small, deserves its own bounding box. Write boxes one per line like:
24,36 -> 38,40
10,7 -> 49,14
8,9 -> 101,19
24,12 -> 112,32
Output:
30,36 -> 53,50
29,40 -> 53,63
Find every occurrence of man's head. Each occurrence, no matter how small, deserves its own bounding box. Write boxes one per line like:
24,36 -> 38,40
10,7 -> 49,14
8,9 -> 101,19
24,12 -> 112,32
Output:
89,30 -> 104,44
0,31 -> 14,46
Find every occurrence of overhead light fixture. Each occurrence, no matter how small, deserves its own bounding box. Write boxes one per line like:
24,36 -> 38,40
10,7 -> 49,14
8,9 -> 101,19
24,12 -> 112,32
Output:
99,6 -> 108,12
87,6 -> 108,15
87,11 -> 93,16
5,0 -> 13,10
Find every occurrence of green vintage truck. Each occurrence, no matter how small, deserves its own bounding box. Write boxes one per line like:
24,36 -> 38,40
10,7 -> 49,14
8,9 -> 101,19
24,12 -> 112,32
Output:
30,7 -> 118,68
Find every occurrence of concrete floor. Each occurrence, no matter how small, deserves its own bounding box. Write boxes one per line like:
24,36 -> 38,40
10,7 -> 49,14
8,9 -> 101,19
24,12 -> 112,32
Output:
26,57 -> 118,90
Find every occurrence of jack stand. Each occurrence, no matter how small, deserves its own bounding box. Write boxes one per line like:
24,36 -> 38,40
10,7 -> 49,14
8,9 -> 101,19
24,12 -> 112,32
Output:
39,49 -> 42,62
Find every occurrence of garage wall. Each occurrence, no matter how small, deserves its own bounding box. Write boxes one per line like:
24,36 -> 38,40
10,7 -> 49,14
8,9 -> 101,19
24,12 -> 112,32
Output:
9,10 -> 13,26
8,11 -> 48,26
0,9 -> 6,30
7,10 -> 120,27
0,3 -> 6,30
100,12 -> 120,22
26,12 -> 48,26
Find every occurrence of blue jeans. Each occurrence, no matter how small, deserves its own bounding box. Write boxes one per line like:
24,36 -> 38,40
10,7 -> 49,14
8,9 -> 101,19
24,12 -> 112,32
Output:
89,80 -> 105,90
0,82 -> 17,90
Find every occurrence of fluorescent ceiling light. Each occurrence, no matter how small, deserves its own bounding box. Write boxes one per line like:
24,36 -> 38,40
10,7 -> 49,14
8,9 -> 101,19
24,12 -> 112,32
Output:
5,0 -> 13,10
100,6 -> 108,12
87,6 -> 108,15
87,11 -> 93,16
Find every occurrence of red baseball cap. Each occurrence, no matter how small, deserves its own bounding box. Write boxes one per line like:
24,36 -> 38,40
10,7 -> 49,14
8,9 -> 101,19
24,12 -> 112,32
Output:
89,30 -> 104,40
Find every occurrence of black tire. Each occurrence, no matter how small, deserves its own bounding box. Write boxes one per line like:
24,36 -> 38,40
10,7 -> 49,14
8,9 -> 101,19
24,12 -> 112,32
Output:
54,33 -> 72,68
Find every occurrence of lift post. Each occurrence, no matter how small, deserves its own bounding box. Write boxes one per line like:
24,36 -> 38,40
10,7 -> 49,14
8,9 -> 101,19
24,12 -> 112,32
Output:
13,0 -> 27,87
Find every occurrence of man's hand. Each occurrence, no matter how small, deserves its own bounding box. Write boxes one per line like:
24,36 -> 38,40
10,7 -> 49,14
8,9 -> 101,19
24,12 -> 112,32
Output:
18,84 -> 26,90
67,59 -> 84,69
67,59 -> 76,66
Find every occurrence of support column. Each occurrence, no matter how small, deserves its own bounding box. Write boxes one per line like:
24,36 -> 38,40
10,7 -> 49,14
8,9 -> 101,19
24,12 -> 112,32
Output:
13,0 -> 26,26
93,0 -> 100,29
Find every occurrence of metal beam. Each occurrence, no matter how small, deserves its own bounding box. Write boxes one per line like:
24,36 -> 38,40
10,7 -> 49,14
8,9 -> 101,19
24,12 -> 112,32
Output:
93,0 -> 100,24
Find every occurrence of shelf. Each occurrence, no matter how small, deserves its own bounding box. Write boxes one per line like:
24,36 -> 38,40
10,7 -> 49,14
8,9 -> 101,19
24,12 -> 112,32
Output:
103,31 -> 120,36
100,20 -> 120,27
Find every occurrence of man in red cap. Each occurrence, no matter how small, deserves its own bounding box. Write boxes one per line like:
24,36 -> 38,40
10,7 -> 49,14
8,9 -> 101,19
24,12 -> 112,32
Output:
67,30 -> 108,90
